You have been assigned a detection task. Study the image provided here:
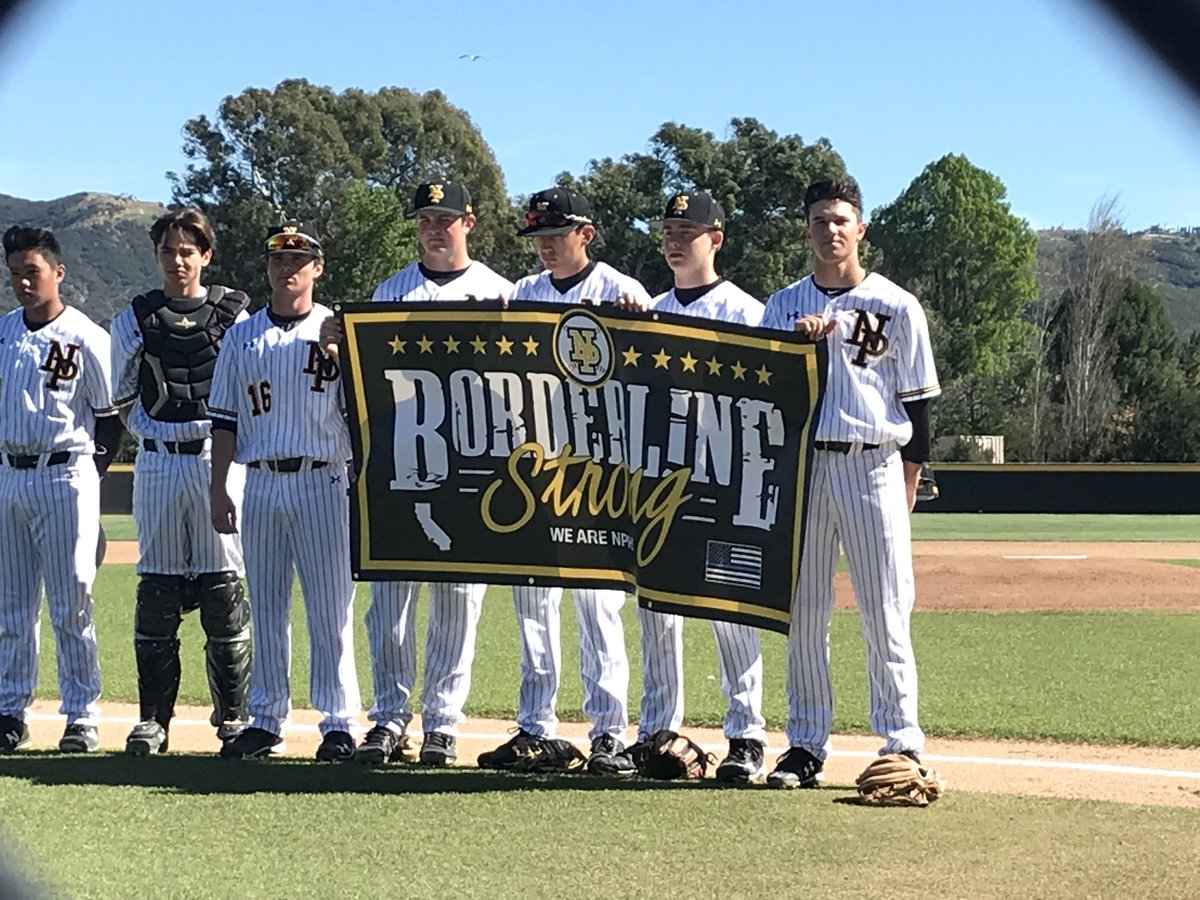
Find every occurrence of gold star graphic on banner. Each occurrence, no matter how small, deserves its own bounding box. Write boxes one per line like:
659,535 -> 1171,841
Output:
443,335 -> 461,354
417,335 -> 434,353
705,355 -> 723,375
621,346 -> 641,366
652,348 -> 671,369
680,351 -> 698,373
496,335 -> 514,355
522,336 -> 539,355
470,335 -> 488,355
755,364 -> 772,385
387,335 -> 406,355
731,360 -> 747,380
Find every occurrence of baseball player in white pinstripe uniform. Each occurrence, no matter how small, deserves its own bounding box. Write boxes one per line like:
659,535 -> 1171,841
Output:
321,181 -> 513,767
760,178 -> 940,789
210,222 -> 361,761
629,191 -> 769,783
477,187 -> 649,776
0,226 -> 118,754
110,208 -> 253,755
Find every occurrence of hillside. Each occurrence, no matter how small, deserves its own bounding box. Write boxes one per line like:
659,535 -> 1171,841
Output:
1037,227 -> 1200,338
0,192 -> 166,326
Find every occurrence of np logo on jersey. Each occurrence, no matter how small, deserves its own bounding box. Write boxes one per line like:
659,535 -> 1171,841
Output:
846,310 -> 891,368
552,310 -> 614,387
303,341 -> 341,392
40,340 -> 81,389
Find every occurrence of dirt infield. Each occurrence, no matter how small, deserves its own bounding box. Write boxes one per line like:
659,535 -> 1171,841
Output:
82,540 -> 1200,807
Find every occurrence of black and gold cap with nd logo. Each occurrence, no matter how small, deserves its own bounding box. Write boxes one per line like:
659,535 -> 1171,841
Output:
517,187 -> 595,236
650,190 -> 725,231
406,181 -> 473,218
265,221 -> 323,257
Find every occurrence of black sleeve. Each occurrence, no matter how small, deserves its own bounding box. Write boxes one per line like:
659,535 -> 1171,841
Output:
211,418 -> 237,435
900,398 -> 931,463
93,413 -> 124,477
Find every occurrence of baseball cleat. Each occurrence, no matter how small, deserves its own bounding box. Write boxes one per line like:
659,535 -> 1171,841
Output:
716,738 -> 766,785
0,715 -> 30,754
587,734 -> 636,776
216,721 -> 249,745
315,731 -> 356,762
419,732 -> 457,767
125,720 -> 168,756
59,723 -> 99,753
766,746 -> 825,789
355,725 -> 404,766
477,729 -> 544,770
219,726 -> 285,759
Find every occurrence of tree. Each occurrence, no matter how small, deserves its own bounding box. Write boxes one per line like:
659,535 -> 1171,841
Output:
869,154 -> 1039,383
559,118 -> 849,299
1045,197 -> 1132,460
321,181 -> 417,305
168,80 -> 531,302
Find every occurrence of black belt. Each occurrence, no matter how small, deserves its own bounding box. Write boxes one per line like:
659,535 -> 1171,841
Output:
814,441 -> 881,454
249,458 -> 329,473
5,451 -> 71,469
143,438 -> 207,455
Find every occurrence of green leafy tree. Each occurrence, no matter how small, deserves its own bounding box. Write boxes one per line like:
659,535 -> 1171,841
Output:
870,154 -> 1038,383
559,118 -> 849,299
322,181 -> 416,305
168,80 -> 529,302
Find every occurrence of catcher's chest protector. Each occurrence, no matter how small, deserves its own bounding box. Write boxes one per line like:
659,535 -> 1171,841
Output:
135,287 -> 249,421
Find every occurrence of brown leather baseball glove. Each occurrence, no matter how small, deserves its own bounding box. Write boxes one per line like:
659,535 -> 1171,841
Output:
631,730 -> 712,780
855,754 -> 946,807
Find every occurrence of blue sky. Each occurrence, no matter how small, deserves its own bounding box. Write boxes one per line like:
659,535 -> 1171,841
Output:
1,0 -> 1198,231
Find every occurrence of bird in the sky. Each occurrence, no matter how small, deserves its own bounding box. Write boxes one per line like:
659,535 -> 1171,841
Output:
459,53 -> 487,61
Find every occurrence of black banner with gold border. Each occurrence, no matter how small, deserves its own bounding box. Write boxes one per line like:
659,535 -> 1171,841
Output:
338,301 -> 825,634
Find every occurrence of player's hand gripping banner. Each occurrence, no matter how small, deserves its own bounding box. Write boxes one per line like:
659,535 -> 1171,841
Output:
338,301 -> 825,634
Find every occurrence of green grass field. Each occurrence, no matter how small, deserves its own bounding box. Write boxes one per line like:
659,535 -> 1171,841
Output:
7,514 -> 1198,899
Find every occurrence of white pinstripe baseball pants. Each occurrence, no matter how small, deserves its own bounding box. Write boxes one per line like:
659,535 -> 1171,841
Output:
637,607 -> 766,742
786,445 -> 924,758
241,464 -> 360,737
512,585 -> 629,741
0,458 -> 101,725
365,579 -> 485,735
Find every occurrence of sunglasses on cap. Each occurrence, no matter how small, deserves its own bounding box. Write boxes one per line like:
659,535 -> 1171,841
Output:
265,233 -> 322,255
524,210 -> 587,229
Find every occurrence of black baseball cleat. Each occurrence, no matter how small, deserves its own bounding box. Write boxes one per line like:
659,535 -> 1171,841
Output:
0,715 -> 30,754
766,746 -> 825,789
716,738 -> 766,785
220,726 -> 284,759
59,723 -> 99,753
355,725 -> 404,766
587,734 -> 636,776
125,720 -> 168,756
419,732 -> 457,767
898,749 -> 921,763
477,729 -> 544,770
315,730 -> 356,762
216,721 -> 249,745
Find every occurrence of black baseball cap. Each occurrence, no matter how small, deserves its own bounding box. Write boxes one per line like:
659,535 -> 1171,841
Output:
518,187 -> 594,236
406,181 -> 473,218
650,190 -> 725,231
265,221 -> 323,257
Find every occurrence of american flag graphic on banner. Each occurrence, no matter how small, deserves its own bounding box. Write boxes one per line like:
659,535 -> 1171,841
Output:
704,540 -> 764,590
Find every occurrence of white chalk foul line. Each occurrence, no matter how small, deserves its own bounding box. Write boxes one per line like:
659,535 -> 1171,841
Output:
28,713 -> 1200,781
1002,554 -> 1089,560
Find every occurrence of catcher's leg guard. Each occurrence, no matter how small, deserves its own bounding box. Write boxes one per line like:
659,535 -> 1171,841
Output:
133,574 -> 188,729
196,571 -> 252,727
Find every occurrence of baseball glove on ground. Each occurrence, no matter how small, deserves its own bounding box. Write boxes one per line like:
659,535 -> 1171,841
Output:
632,730 -> 712,780
855,754 -> 946,807
510,738 -> 588,774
